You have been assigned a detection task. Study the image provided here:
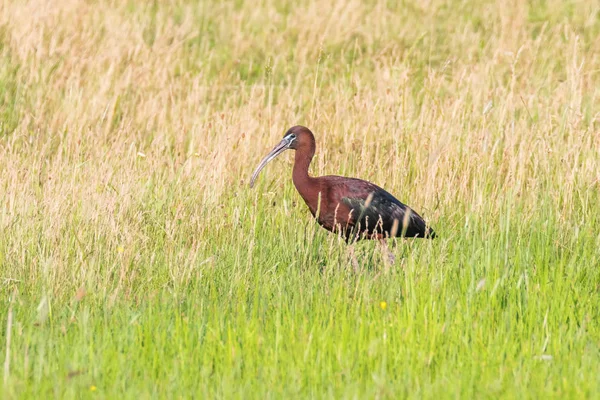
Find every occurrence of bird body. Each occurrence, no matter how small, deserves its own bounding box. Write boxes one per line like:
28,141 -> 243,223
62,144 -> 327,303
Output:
250,126 -> 435,241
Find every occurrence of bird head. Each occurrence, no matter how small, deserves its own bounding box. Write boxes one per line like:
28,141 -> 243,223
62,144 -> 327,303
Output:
249,126 -> 314,188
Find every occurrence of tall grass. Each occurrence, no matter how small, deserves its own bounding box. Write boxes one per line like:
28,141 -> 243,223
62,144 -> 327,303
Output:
1,0 -> 599,398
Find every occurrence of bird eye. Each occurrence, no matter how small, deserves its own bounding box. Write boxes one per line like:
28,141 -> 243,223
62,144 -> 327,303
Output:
289,134 -> 296,140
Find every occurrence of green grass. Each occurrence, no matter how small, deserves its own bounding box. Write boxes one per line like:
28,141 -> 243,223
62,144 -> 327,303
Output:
1,0 -> 600,398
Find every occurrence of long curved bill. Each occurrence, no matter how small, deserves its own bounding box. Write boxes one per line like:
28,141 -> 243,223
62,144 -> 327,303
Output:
249,138 -> 292,188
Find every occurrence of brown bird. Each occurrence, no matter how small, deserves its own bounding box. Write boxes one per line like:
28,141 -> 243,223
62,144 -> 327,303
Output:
250,126 -> 435,241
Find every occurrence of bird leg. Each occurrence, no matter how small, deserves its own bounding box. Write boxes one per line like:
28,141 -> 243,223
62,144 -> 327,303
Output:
379,237 -> 396,269
347,245 -> 360,273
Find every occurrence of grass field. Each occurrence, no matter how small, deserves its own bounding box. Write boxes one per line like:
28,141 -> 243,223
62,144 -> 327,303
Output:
1,0 -> 599,398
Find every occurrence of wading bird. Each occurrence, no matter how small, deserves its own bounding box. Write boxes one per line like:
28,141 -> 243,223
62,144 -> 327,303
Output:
250,126 -> 435,241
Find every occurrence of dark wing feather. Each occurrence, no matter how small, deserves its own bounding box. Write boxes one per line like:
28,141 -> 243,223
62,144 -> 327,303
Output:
328,177 -> 433,239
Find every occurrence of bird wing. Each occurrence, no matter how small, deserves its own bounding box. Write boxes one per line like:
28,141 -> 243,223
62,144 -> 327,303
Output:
335,179 -> 429,238
317,175 -> 433,239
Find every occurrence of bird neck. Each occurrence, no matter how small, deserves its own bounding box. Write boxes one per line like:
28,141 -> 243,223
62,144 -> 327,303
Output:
292,149 -> 322,216
292,149 -> 314,188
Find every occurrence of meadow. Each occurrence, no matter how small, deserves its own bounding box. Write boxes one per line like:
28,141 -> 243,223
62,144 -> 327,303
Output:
1,0 -> 599,398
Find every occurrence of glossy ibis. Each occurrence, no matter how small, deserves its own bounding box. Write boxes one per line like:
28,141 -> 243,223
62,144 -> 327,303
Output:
250,126 -> 435,241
